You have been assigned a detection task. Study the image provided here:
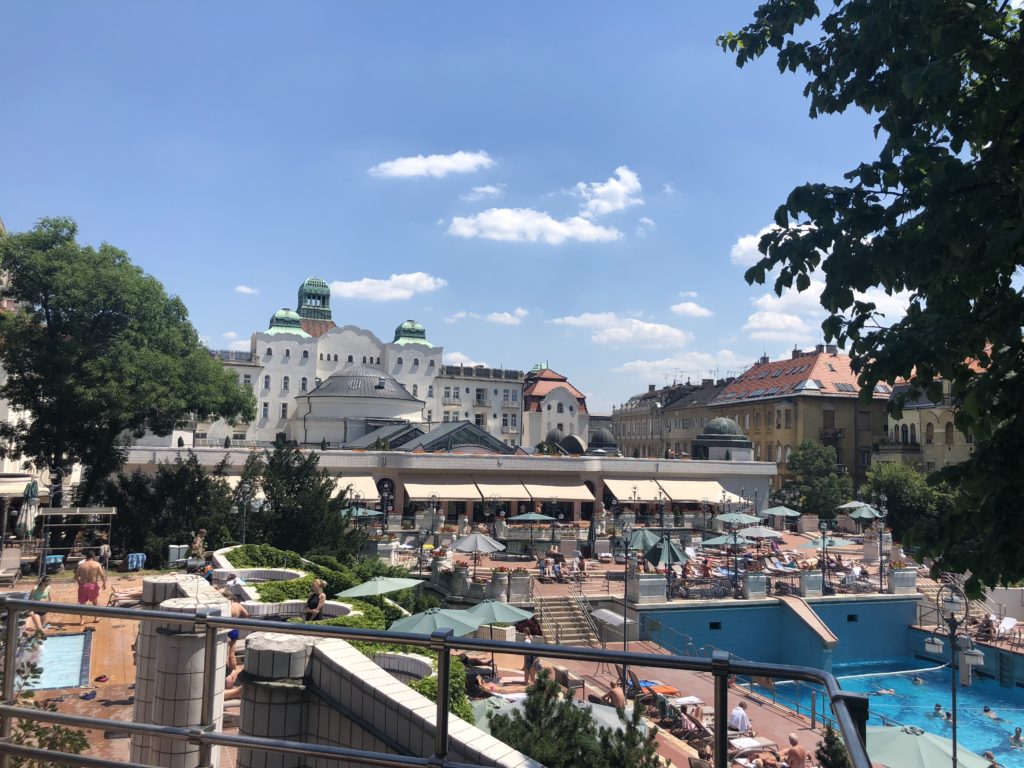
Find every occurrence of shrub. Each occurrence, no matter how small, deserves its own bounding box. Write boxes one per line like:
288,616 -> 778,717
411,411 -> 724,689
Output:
254,574 -> 315,603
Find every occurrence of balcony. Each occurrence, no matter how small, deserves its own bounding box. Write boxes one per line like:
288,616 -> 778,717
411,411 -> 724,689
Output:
874,440 -> 920,453
441,397 -> 462,406
473,397 -> 491,408
820,428 -> 845,440
501,425 -> 519,433
501,400 -> 519,409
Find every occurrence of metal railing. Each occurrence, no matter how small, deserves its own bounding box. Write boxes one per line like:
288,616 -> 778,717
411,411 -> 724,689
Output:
566,577 -> 602,647
0,595 -> 873,768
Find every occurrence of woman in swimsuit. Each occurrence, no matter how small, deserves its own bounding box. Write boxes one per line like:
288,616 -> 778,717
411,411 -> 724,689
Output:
305,579 -> 327,621
27,575 -> 51,634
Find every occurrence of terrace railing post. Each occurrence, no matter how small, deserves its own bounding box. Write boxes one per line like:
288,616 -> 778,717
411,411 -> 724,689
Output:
1,598 -> 21,768
833,692 -> 869,748
430,629 -> 454,763
198,607 -> 221,768
711,650 -> 730,768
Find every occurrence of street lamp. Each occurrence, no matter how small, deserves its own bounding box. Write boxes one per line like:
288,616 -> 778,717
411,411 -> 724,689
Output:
701,497 -> 709,532
937,582 -> 969,768
622,522 -> 633,693
549,497 -> 559,544
818,519 -> 832,593
874,491 -> 888,593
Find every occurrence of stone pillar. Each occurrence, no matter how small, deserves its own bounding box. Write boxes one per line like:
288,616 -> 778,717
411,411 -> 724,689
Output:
238,633 -> 314,768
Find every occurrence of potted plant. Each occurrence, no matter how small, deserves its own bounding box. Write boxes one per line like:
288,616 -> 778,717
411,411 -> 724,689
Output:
887,560 -> 918,594
508,567 -> 532,601
487,567 -> 510,601
452,560 -> 470,597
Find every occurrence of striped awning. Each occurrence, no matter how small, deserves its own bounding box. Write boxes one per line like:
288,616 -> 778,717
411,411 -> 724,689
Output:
654,479 -> 743,504
521,480 -> 595,502
333,475 -> 380,502
603,478 -> 665,502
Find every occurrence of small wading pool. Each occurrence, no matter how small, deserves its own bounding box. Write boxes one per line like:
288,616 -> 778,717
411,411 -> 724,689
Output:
754,659 -> 1024,766
27,632 -> 93,690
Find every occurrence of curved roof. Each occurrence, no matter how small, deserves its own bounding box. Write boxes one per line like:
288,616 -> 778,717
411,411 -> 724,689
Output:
702,417 -> 744,437
265,308 -> 311,337
591,427 -> 615,447
560,434 -> 587,454
302,276 -> 329,291
392,319 -> 434,347
305,365 -> 419,401
545,427 -> 565,445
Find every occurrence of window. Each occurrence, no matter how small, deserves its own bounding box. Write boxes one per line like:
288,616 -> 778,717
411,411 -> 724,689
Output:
557,403 -> 564,413
784,410 -> 792,429
910,424 -> 917,444
413,358 -> 419,366
427,410 -> 432,422
557,422 -> 564,432
261,402 -> 269,418
347,355 -> 354,363
754,412 -> 761,429
944,423 -> 954,445
776,409 -> 782,429
362,356 -> 367,364
333,354 -> 338,362
427,386 -> 433,397
901,424 -> 909,444
397,357 -> 404,365
444,387 -> 451,399
300,377 -> 308,392
502,413 -> 509,427
242,374 -> 252,387
412,384 -> 418,397
319,353 -> 323,360
428,360 -> 435,367
263,375 -> 271,390
511,413 -> 518,427
858,449 -> 871,467
925,423 -> 935,444
512,391 -> 518,402
302,350 -> 309,359
284,349 -> 290,358
475,414 -> 485,427
282,376 -> 290,391
443,412 -> 450,423
281,403 -> 288,419
266,347 -> 273,356
232,432 -> 246,441
315,378 -> 321,387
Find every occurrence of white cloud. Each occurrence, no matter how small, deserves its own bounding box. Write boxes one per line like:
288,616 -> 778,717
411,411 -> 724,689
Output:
576,166 -> 643,219
612,349 -> 747,381
448,208 -> 621,245
752,280 -> 827,315
670,301 -> 713,318
662,182 -> 678,195
235,285 -> 259,295
461,184 -> 505,202
222,331 -> 239,340
730,225 -> 778,267
550,312 -> 691,348
330,272 -> 447,301
369,150 -> 494,179
444,310 -> 480,324
486,307 -> 528,326
742,310 -> 816,342
444,351 -> 487,367
636,216 -> 655,238
679,290 -> 698,298
228,340 -> 251,352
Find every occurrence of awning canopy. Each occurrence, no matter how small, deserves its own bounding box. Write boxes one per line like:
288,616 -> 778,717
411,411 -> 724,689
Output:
404,481 -> 483,501
0,475 -> 45,497
603,478 -> 665,502
655,479 -> 743,504
333,475 -> 380,502
474,479 -> 532,501
521,480 -> 595,502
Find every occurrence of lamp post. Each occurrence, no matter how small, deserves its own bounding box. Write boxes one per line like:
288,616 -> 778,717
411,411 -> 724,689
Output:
818,519 -> 831,592
621,522 -> 633,693
727,521 -> 741,598
549,497 -> 559,544
874,491 -> 888,593
701,497 -> 709,532
937,582 -> 969,768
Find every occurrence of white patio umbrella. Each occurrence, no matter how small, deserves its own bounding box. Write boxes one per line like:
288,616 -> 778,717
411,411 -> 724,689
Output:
453,533 -> 506,577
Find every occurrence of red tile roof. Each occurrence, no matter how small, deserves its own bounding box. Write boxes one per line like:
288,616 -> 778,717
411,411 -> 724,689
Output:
712,351 -> 890,405
301,318 -> 337,337
523,369 -> 589,413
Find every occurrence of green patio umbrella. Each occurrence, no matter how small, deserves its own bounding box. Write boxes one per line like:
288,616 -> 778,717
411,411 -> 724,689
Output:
644,538 -> 688,567
836,500 -> 868,511
335,576 -> 423,598
628,528 -> 660,551
714,511 -> 760,525
762,505 -> 801,518
702,534 -> 753,547
848,505 -> 884,520
866,725 -> 990,768
466,599 -> 534,625
798,536 -> 855,549
507,512 -> 555,522
389,607 -> 483,636
341,505 -> 384,518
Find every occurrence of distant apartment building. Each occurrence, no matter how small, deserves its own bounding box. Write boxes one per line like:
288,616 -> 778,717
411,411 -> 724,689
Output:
872,379 -> 974,472
610,379 -> 728,459
521,366 -> 589,449
709,345 -> 890,488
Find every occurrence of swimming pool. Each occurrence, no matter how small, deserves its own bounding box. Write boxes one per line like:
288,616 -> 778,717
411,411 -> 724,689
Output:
757,660 -> 1024,766
26,632 -> 93,690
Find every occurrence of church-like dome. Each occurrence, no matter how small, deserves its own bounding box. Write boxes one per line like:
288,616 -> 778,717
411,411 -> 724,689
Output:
545,427 -> 565,445
301,276 -> 329,291
560,434 -> 587,454
591,427 -> 615,447
701,417 -> 745,438
305,365 -> 419,401
265,308 -> 311,337
392,319 -> 434,347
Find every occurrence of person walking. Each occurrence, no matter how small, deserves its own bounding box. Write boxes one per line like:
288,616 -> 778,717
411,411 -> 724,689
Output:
75,549 -> 106,625
784,733 -> 808,768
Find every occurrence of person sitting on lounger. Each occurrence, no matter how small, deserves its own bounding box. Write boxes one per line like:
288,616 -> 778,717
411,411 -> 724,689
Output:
552,562 -> 563,582
729,701 -> 752,733
601,679 -> 625,709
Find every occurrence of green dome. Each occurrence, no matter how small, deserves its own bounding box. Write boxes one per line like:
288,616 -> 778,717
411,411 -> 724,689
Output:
266,307 -> 311,337
302,276 -> 329,290
392,319 -> 434,347
297,276 -> 332,321
702,417 -> 745,438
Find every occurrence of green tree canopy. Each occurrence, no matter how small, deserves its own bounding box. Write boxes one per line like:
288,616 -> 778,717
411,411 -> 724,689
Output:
720,1 -> 1023,590
0,218 -> 255,501
786,440 -> 853,518
861,461 -> 952,541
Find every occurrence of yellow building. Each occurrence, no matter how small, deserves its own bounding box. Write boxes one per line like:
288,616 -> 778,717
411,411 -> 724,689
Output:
872,379 -> 974,472
710,345 -> 890,488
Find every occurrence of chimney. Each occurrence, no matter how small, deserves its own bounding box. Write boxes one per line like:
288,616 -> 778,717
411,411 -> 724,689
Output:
792,347 -> 802,360
759,354 -> 770,365
648,384 -> 656,393
702,378 -> 713,387
815,344 -> 825,353
825,343 -> 838,355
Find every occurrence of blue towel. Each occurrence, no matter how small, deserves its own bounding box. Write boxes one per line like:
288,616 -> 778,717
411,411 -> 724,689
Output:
127,552 -> 146,571
45,555 -> 63,566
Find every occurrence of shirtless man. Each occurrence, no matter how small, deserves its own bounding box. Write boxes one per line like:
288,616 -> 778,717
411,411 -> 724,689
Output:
75,549 -> 106,625
784,733 -> 808,768
601,679 -> 626,709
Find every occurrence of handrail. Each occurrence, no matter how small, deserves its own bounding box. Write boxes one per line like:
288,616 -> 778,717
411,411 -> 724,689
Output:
567,576 -> 602,647
0,595 -> 873,768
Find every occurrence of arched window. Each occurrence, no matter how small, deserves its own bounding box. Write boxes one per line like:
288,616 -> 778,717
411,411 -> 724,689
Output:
901,424 -> 909,444
263,375 -> 271,390
557,403 -> 564,413
397,357 -> 404,365
944,423 -> 955,445
265,347 -> 273,356
362,356 -> 367,364
428,359 -> 435,367
282,376 -> 290,391
300,377 -> 308,392
376,357 -> 381,364
910,424 -> 917,444
284,349 -> 290,357
319,353 -> 323,360
412,384 -> 418,397
925,423 -> 934,444
413,358 -> 419,366
776,443 -> 782,462
784,445 -> 792,462
347,355 -> 354,363
755,443 -> 760,460
302,350 -> 309,359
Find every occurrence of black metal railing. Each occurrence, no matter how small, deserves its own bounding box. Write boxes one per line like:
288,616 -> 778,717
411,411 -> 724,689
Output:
0,595 -> 873,768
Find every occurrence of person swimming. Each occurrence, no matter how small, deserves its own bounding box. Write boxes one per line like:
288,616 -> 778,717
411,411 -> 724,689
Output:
911,676 -> 924,685
983,705 -> 1001,721
931,703 -> 944,717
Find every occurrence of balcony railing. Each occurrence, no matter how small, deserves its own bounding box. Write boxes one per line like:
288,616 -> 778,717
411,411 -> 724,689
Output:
473,398 -> 491,407
820,428 -> 845,439
501,400 -> 519,409
441,397 -> 462,405
0,596 -> 873,768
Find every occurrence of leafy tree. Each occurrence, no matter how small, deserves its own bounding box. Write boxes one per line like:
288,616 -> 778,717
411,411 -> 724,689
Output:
814,724 -> 852,768
719,2 -> 1023,591
0,218 -> 255,504
786,441 -> 852,518
861,462 -> 952,541
489,671 -> 660,768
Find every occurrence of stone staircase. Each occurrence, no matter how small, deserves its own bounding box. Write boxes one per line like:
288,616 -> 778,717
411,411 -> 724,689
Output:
917,578 -> 998,628
536,595 -> 600,647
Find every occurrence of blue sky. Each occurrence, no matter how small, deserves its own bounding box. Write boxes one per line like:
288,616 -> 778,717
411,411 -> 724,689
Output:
1,3 -> 898,412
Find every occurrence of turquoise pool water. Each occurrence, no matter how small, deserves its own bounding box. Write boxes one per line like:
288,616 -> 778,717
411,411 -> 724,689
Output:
28,632 -> 91,690
761,660 -> 1024,766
